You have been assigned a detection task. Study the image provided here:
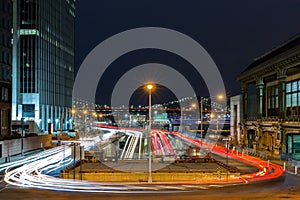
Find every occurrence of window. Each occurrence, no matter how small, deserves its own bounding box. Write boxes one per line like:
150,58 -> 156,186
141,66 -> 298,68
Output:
286,94 -> 291,107
267,85 -> 279,116
22,104 -> 35,118
286,81 -> 300,107
267,86 -> 278,109
1,87 -> 8,101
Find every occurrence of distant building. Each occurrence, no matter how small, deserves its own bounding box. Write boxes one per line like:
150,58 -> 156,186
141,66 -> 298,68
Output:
230,95 -> 242,145
237,33 -> 300,160
11,0 -> 75,132
0,0 -> 13,136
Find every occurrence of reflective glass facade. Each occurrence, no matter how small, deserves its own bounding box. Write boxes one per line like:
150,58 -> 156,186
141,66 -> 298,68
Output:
0,0 -> 12,135
12,0 -> 75,132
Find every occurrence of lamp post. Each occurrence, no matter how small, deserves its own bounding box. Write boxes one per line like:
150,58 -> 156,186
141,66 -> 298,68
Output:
200,98 -> 203,139
200,95 -> 224,139
146,84 -> 153,183
222,138 -> 229,182
21,117 -> 25,156
226,140 -> 229,181
199,95 -> 224,159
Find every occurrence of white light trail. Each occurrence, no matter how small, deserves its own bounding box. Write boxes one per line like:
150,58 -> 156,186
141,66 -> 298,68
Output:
0,127 -> 284,193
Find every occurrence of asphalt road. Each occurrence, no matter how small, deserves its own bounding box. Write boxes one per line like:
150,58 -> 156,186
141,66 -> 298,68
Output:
0,173 -> 299,200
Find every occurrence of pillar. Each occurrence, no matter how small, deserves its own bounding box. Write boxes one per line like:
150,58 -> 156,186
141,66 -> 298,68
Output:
46,105 -> 49,132
242,84 -> 248,120
277,68 -> 287,119
65,107 -> 68,130
41,104 -> 45,131
280,126 -> 286,156
50,105 -> 54,129
243,127 -> 248,147
58,106 -> 61,131
257,126 -> 263,151
256,78 -> 264,119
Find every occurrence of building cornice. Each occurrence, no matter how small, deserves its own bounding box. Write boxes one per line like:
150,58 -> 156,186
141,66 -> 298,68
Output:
237,47 -> 300,84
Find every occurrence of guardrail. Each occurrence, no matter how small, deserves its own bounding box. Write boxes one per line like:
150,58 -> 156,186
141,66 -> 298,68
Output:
235,147 -> 268,160
288,158 -> 300,167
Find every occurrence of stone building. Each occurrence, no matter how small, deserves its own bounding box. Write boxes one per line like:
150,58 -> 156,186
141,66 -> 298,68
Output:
237,34 -> 300,160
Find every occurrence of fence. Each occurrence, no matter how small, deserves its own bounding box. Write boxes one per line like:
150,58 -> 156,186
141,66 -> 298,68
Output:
235,146 -> 268,160
0,134 -> 52,159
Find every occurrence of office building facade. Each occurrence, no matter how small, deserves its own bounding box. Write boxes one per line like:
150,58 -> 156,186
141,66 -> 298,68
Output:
12,0 -> 75,132
0,0 -> 12,136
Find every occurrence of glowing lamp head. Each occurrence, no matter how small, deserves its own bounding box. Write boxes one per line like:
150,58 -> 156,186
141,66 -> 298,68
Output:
147,84 -> 153,90
217,94 -> 224,100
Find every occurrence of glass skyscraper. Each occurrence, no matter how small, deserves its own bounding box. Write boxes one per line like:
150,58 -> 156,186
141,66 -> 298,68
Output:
12,0 -> 75,132
0,0 -> 12,136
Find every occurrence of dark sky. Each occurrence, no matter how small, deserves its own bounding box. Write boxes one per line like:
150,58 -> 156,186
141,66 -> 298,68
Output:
75,0 -> 300,105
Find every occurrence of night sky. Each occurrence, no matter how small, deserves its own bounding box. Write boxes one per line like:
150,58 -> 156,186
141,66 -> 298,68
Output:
75,0 -> 300,105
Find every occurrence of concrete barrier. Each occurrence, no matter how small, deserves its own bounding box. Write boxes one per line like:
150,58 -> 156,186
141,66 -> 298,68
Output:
0,134 -> 52,158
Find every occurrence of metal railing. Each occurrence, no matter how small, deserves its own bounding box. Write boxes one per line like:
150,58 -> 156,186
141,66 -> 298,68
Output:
246,116 -> 300,122
234,146 -> 268,160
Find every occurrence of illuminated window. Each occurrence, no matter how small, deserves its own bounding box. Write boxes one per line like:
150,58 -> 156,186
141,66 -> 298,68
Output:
286,80 -> 300,108
286,94 -> 291,107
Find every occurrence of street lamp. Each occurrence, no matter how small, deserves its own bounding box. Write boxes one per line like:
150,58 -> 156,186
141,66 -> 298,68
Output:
146,83 -> 153,183
200,94 -> 224,139
200,98 -> 203,139
223,138 -> 230,182
226,139 -> 229,182
21,117 -> 25,156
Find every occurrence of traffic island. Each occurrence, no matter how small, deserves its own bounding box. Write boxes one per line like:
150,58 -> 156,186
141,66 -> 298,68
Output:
60,161 -> 242,183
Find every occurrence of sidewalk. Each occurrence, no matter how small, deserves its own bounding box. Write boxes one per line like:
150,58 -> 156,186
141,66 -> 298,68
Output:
240,151 -> 300,176
269,159 -> 300,176
222,144 -> 300,177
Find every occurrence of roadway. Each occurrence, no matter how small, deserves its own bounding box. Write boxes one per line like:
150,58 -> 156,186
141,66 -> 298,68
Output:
0,127 -> 286,192
0,174 -> 299,200
0,144 -> 283,190
0,126 -> 290,197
